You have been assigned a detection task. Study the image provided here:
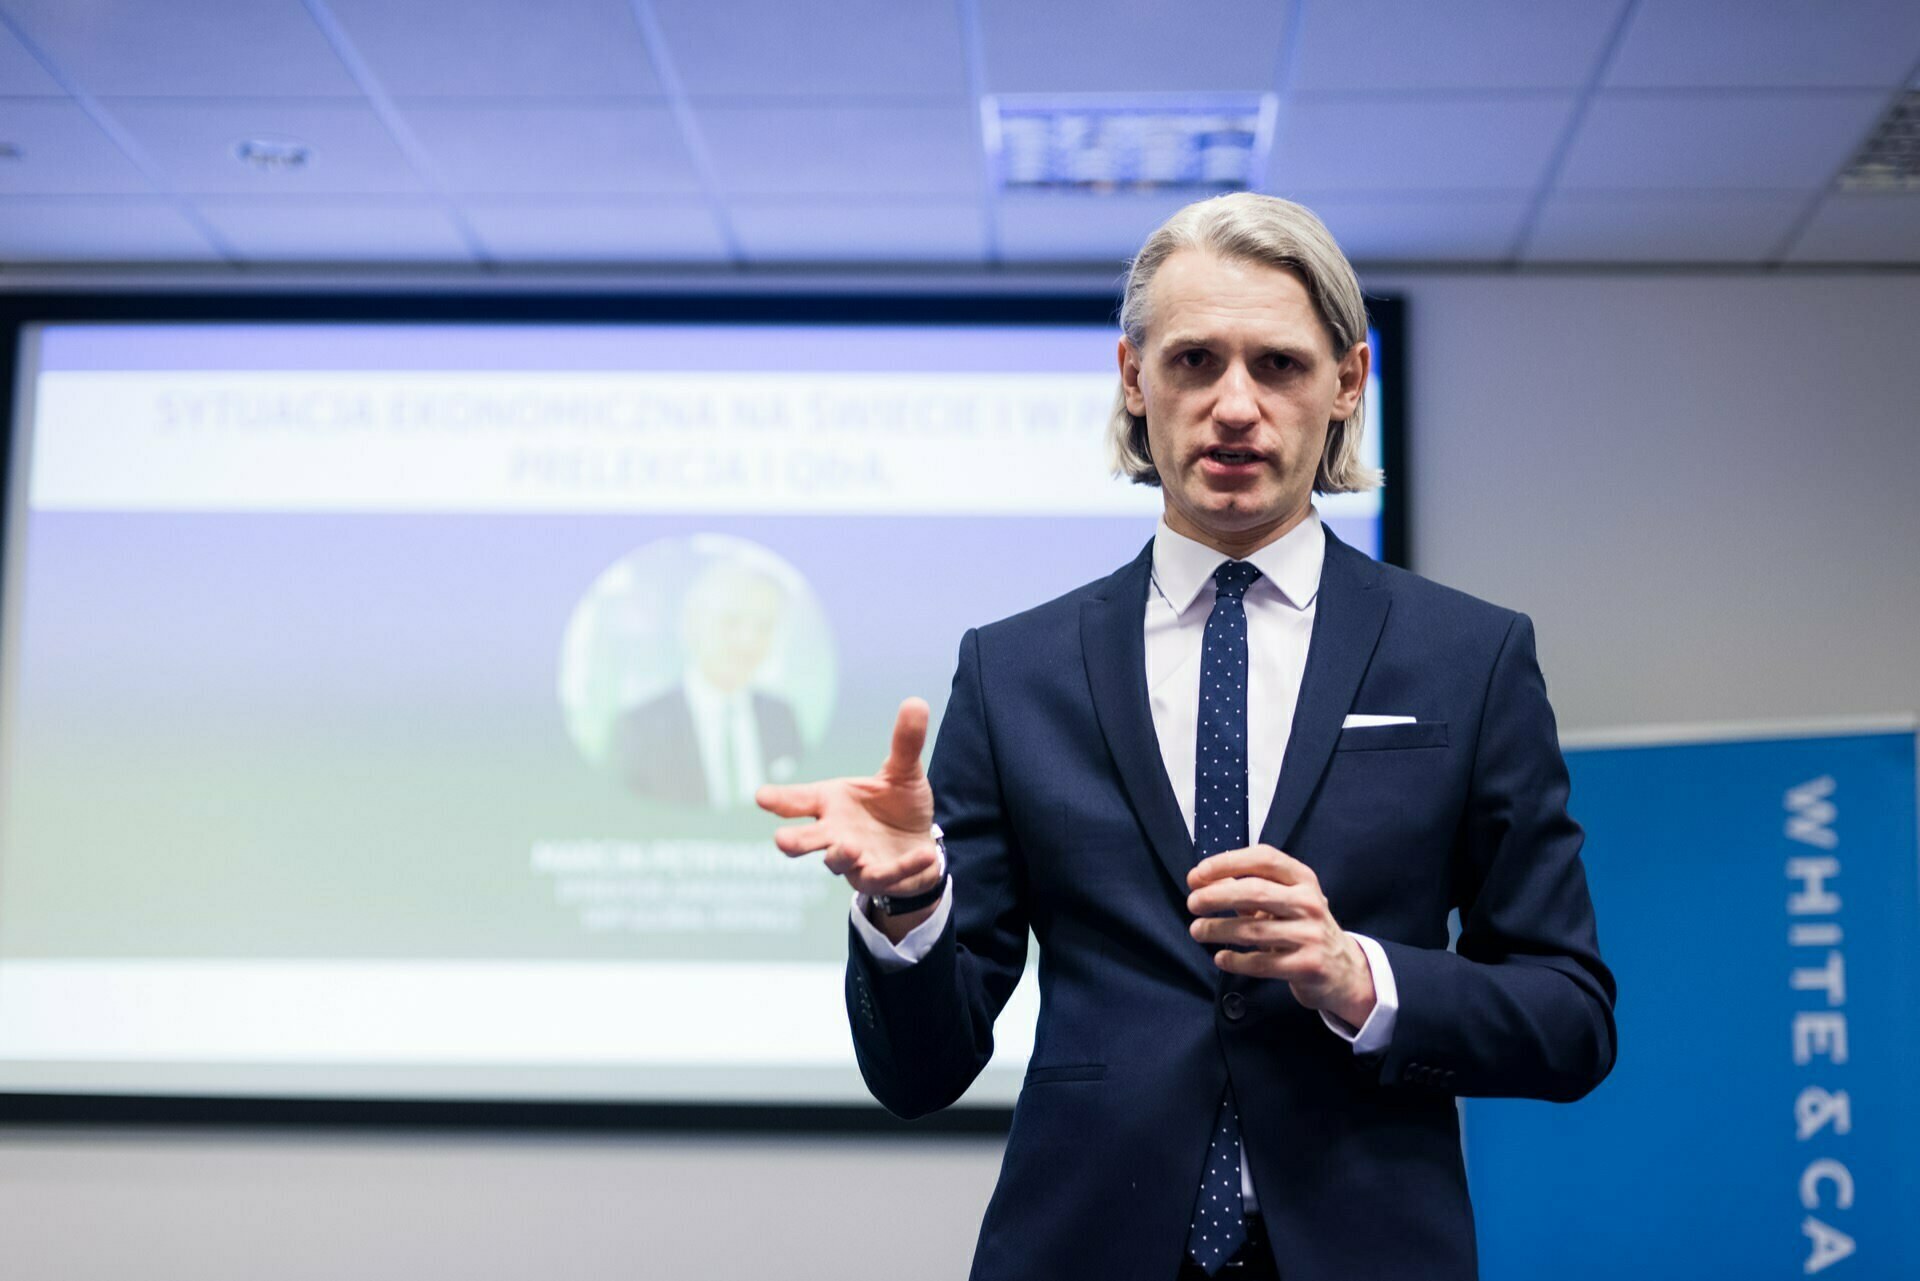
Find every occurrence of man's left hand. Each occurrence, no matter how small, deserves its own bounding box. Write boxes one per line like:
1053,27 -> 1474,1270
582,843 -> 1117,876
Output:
1187,845 -> 1376,1029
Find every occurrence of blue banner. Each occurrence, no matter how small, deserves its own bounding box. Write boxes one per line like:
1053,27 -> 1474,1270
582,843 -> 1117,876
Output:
1464,724 -> 1919,1279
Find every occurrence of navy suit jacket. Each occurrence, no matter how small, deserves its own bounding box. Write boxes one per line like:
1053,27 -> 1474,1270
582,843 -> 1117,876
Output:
846,528 -> 1617,1281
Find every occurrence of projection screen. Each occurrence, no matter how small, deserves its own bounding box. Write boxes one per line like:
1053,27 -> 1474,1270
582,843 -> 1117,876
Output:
0,301 -> 1398,1116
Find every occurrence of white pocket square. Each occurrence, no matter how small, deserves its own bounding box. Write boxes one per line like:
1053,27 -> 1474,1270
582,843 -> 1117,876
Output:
1342,714 -> 1417,728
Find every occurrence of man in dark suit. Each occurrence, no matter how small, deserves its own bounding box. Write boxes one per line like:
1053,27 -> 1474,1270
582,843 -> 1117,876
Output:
613,558 -> 803,809
758,193 -> 1615,1280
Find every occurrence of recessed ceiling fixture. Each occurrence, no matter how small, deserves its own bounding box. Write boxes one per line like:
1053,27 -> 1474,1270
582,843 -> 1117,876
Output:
983,94 -> 1276,194
1838,91 -> 1919,192
234,137 -> 312,173
0,143 -> 21,160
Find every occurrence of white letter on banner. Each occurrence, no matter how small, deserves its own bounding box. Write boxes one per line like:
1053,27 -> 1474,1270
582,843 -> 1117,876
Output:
1802,1217 -> 1858,1273
1799,1158 -> 1855,1210
1785,776 -> 1838,849
1786,857 -> 1841,915
1789,951 -> 1846,1006
1792,1012 -> 1849,1065
1794,1088 -> 1852,1141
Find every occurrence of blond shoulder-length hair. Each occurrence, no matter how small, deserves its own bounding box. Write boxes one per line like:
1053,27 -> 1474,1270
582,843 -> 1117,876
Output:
1110,192 -> 1381,494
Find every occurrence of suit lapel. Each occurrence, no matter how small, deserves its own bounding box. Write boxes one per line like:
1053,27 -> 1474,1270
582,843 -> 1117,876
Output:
1257,529 -> 1391,852
1081,541 -> 1197,893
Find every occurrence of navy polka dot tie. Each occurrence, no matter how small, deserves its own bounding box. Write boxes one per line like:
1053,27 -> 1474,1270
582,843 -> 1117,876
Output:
1187,560 -> 1260,1274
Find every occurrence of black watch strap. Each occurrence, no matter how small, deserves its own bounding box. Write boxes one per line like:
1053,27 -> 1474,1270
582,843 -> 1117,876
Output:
872,877 -> 947,917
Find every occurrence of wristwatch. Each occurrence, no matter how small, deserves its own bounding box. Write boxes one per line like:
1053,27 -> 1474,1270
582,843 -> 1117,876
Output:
872,827 -> 948,917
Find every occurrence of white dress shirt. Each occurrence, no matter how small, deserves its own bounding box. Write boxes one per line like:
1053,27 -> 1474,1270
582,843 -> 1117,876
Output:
681,667 -> 766,809
852,509 -> 1401,1212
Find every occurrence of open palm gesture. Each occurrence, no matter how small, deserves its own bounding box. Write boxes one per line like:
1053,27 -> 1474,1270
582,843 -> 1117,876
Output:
755,698 -> 941,898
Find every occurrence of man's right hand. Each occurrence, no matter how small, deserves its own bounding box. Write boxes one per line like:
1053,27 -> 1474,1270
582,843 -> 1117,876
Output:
756,698 -> 942,933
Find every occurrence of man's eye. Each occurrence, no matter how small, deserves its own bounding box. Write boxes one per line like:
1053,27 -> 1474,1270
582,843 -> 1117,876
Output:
1267,354 -> 1295,371
1177,350 -> 1209,368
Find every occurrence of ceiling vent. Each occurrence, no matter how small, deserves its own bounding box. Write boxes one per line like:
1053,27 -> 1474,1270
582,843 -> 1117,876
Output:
983,95 -> 1276,193
1838,91 -> 1920,191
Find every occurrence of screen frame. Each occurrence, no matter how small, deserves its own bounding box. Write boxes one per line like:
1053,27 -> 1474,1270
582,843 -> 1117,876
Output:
0,287 -> 1407,1132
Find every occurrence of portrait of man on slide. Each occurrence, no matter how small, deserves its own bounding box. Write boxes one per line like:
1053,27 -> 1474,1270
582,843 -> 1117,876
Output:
612,557 -> 804,811
758,193 -> 1617,1281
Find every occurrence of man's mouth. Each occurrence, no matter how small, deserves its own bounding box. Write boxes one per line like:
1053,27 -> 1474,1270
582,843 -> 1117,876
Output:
1203,447 -> 1264,466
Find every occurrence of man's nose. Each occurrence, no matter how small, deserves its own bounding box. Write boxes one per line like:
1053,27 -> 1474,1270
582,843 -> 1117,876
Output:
1213,361 -> 1260,430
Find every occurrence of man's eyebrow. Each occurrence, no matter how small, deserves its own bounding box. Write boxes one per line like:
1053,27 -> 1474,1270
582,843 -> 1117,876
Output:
1158,333 -> 1215,350
1259,341 -> 1318,360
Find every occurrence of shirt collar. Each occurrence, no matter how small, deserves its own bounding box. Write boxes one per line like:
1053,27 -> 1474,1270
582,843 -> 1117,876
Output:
1151,507 -> 1325,616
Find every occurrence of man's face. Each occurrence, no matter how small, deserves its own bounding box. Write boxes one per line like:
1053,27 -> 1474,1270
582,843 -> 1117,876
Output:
687,573 -> 784,694
1119,250 -> 1369,556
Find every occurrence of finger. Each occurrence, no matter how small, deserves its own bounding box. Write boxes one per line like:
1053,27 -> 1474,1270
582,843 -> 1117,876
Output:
1212,949 -> 1300,980
1187,878 -> 1314,919
879,697 -> 930,783
1192,845 -> 1313,886
771,821 -> 832,856
831,841 -> 936,887
756,782 -> 824,819
849,847 -> 941,896
822,842 -> 860,877
1189,845 -> 1316,890
1190,916 -> 1312,949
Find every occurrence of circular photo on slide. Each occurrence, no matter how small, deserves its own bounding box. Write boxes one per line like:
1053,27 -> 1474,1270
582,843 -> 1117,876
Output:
559,535 -> 836,810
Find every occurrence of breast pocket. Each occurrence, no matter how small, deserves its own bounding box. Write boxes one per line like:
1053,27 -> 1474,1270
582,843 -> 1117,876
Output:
1333,720 -> 1449,752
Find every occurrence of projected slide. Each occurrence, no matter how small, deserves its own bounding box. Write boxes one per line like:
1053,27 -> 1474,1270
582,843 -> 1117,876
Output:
0,320 -> 1385,1107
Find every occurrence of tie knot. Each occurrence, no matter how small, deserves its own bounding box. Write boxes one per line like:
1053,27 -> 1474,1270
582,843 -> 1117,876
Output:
1212,560 -> 1261,600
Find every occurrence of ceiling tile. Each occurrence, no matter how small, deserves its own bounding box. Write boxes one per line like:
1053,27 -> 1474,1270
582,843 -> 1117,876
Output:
402,105 -> 700,194
1786,191 -> 1920,263
3,0 -> 359,97
1558,91 -> 1889,189
108,100 -> 427,194
461,200 -> 728,262
978,0 -> 1290,93
1292,1 -> 1627,91
1268,95 -> 1576,191
0,21 -> 63,93
657,0 -> 966,99
730,199 -> 986,261
1300,194 -> 1533,261
0,99 -> 153,194
194,197 -> 473,262
699,105 -> 980,197
324,0 -> 660,98
1607,0 -> 1920,88
1526,190 -> 1808,262
995,190 -> 1193,262
0,196 -> 220,261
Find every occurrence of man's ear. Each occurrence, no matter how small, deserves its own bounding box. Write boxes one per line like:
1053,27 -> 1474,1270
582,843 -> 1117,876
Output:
1332,339 -> 1371,422
1118,336 -> 1148,417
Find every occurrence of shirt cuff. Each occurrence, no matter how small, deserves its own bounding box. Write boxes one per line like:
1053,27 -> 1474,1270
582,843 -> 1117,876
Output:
848,829 -> 950,973
1319,932 -> 1398,1055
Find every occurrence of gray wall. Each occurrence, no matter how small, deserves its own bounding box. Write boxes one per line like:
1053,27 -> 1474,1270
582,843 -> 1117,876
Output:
1383,271 -> 1920,734
2,270 -> 1916,1280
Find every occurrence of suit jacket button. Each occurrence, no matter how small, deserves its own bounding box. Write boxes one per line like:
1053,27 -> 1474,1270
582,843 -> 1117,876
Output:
1221,992 -> 1246,1022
